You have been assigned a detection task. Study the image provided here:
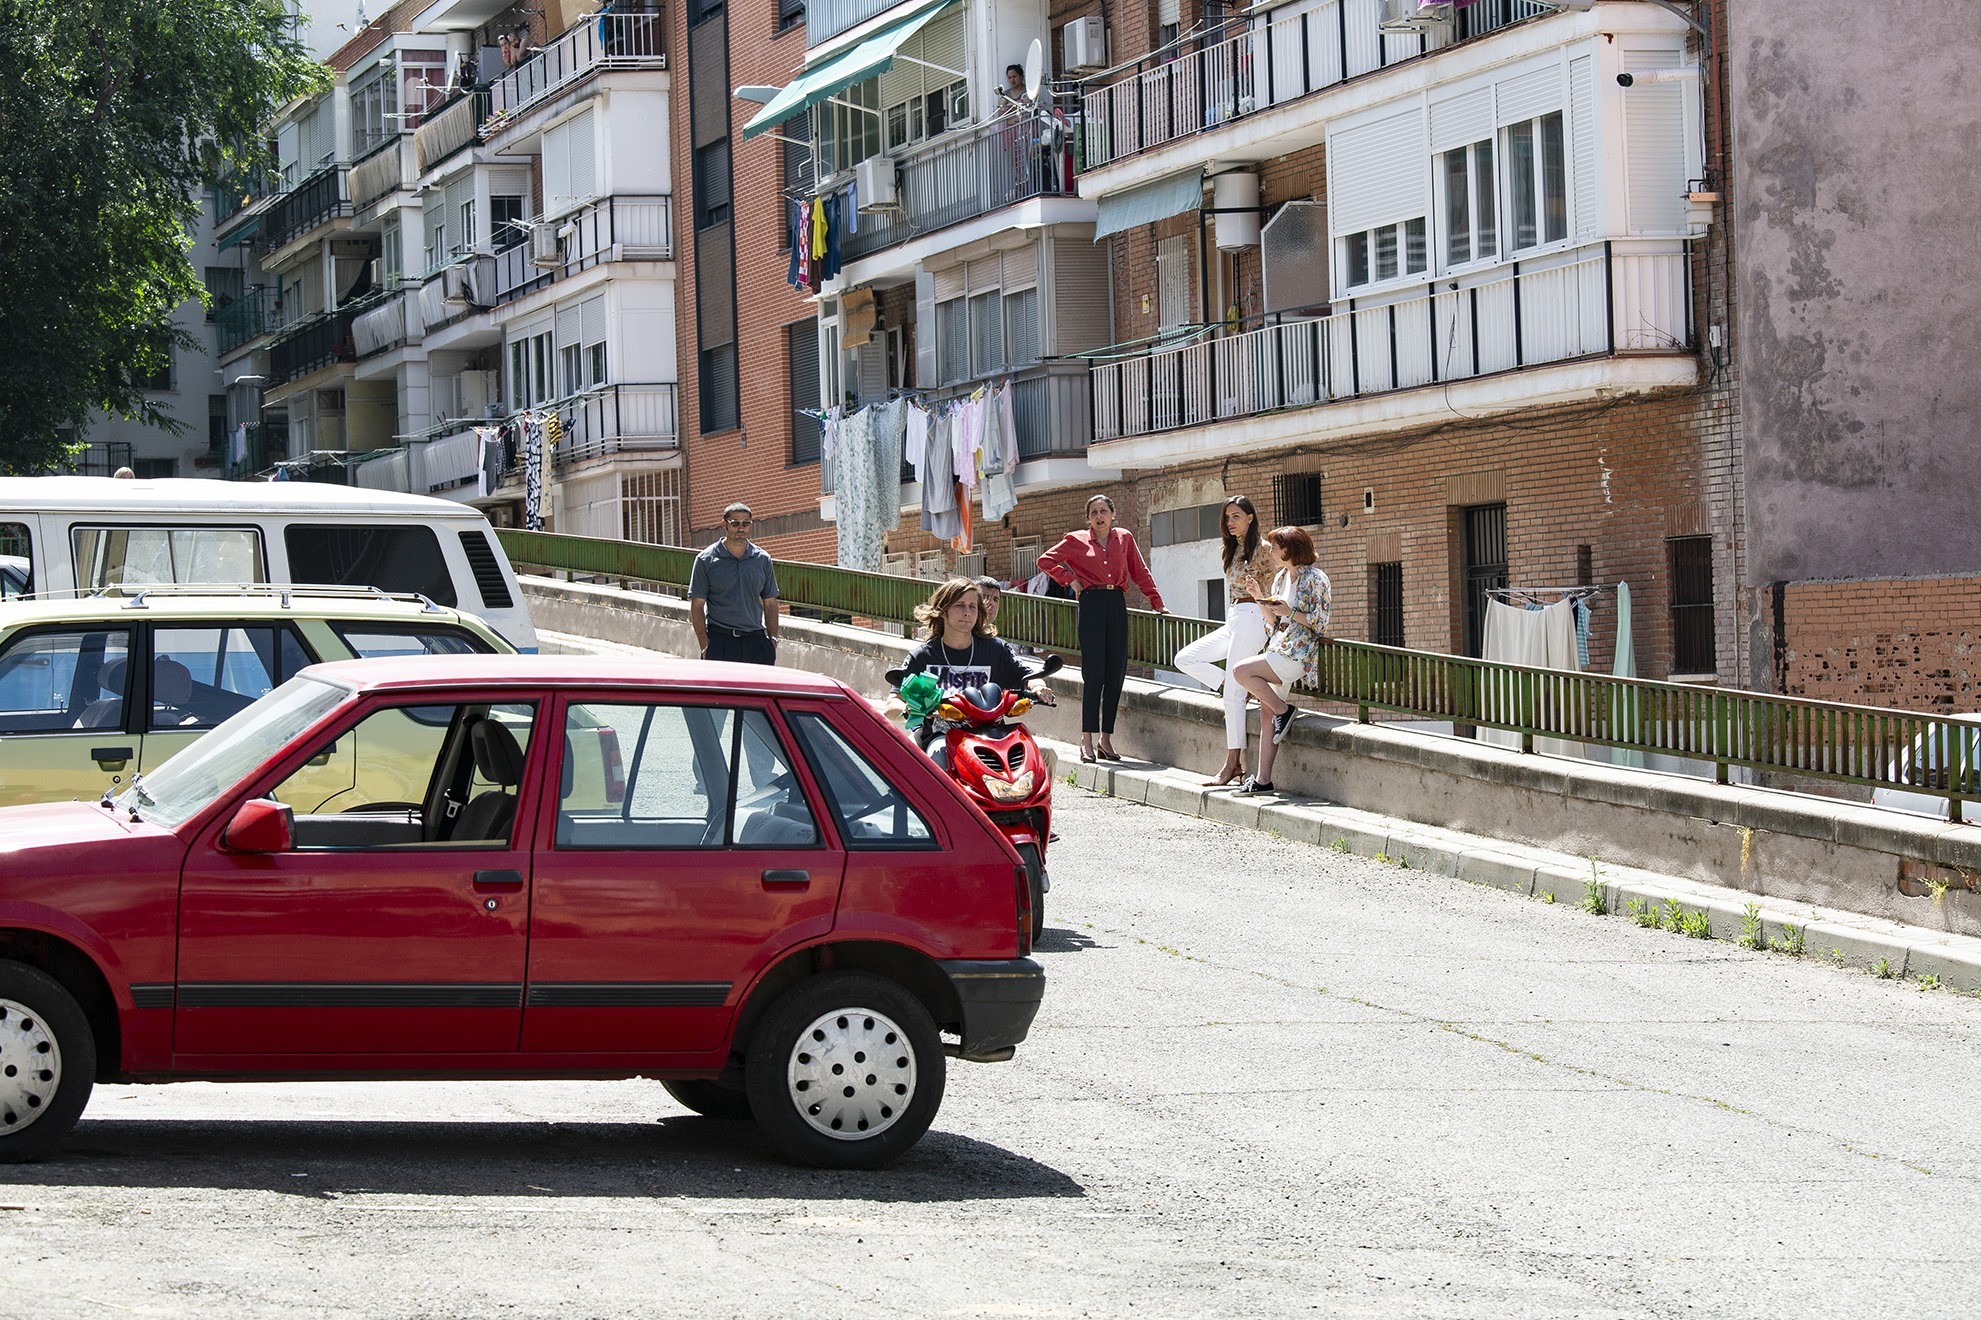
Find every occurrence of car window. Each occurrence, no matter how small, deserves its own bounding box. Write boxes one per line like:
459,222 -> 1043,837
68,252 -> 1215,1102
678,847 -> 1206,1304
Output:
123,675 -> 351,828
273,701 -> 536,849
0,525 -> 29,596
330,624 -> 496,659
152,625 -> 314,731
557,702 -> 818,849
786,710 -> 935,850
0,628 -> 132,733
72,526 -> 263,588
285,525 -> 457,605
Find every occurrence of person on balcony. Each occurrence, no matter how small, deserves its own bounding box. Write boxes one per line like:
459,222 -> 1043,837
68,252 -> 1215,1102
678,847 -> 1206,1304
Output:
1038,493 -> 1166,763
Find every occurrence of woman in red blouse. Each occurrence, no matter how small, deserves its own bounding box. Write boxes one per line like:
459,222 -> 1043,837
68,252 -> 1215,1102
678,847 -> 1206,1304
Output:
1037,493 -> 1167,762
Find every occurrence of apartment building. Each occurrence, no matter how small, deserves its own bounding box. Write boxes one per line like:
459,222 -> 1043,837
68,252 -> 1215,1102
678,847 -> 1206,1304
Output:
211,0 -> 684,543
679,0 -> 1126,573
1055,0 -> 1737,687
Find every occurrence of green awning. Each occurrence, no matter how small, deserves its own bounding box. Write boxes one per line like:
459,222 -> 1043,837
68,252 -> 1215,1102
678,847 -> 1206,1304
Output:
216,214 -> 262,251
1092,169 -> 1204,241
742,0 -> 955,141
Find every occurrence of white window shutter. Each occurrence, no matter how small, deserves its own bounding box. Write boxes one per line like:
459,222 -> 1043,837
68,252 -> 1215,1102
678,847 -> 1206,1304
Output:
1429,87 -> 1492,155
555,301 -> 583,348
580,295 -> 607,347
915,267 -> 940,388
1328,107 -> 1428,236
1495,62 -> 1561,126
566,111 -> 597,206
1570,55 -> 1599,240
1622,46 -> 1687,234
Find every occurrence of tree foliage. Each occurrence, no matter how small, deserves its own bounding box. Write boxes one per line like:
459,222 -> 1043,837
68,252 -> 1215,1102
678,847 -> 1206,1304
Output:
0,1 -> 327,471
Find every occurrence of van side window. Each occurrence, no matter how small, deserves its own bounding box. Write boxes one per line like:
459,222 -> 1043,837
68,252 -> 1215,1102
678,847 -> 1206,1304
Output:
0,522 -> 29,598
285,525 -> 457,605
72,527 -> 264,588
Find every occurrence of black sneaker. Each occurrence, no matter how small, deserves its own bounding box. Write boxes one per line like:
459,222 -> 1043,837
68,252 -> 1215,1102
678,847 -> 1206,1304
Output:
1236,776 -> 1275,795
1270,708 -> 1296,745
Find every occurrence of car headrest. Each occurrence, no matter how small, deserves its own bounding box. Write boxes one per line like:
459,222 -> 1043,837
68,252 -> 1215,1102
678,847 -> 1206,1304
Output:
97,657 -> 127,697
470,718 -> 525,786
153,657 -> 193,707
561,732 -> 576,797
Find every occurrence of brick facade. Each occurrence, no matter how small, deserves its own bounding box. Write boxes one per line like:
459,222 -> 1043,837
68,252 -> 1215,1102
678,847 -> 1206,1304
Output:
1776,578 -> 1981,711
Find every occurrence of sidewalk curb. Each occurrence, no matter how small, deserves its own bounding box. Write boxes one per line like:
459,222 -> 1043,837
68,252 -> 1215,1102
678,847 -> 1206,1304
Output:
1048,740 -> 1981,995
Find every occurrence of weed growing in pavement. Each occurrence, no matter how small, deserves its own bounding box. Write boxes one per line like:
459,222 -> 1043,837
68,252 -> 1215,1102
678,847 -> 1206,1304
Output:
1627,898 -> 1658,928
1770,923 -> 1806,956
1580,872 -> 1607,916
1062,771 -> 1077,786
1267,826 -> 1284,840
1330,837 -> 1349,853
1373,852 -> 1393,864
1659,898 -> 1686,932
1917,973 -> 1944,991
1927,876 -> 1951,902
1829,947 -> 1846,967
1396,854 -> 1410,870
1739,903 -> 1764,950
1871,957 -> 1897,979
1680,908 -> 1713,940
1540,891 -> 1556,904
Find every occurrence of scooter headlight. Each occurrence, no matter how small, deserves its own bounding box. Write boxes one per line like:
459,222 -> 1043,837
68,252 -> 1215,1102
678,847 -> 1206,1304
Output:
984,770 -> 1036,802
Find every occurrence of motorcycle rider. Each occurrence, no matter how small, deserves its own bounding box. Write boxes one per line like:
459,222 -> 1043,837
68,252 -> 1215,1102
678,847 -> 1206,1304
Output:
901,578 -> 1054,704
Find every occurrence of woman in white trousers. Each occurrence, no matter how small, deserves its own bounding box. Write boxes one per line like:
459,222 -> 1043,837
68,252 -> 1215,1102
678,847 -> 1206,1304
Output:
1173,496 -> 1275,786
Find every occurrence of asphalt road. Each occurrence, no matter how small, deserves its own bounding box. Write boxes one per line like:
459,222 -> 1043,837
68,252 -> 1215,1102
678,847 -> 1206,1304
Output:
5,785 -> 1981,1318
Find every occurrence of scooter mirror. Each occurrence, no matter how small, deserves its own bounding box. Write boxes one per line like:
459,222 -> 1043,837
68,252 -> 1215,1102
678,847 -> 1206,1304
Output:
884,666 -> 908,688
1039,653 -> 1064,677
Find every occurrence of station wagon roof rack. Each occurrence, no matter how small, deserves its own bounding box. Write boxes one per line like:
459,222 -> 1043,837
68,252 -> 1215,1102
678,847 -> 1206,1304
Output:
76,583 -> 447,613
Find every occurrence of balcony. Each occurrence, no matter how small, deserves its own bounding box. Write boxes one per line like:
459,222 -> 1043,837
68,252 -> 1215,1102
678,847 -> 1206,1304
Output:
352,287 -> 425,358
267,309 -> 359,386
258,166 -> 351,251
844,121 -> 1074,264
1078,0 -> 1553,171
484,11 -> 667,129
1091,240 -> 1690,444
482,384 -> 681,486
414,90 -> 490,173
350,135 -> 414,210
489,195 -> 676,303
214,286 -> 279,355
822,361 -> 1090,494
807,0 -> 917,48
419,254 -> 498,333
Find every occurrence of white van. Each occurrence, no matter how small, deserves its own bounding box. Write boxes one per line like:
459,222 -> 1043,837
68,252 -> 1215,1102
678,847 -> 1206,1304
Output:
0,477 -> 538,651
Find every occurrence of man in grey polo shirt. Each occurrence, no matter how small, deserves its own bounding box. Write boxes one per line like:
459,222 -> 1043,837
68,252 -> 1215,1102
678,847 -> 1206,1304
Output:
690,501 -> 781,664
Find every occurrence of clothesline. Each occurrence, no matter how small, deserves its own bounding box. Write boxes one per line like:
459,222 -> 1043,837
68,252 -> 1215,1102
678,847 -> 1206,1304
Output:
1487,584 -> 1613,607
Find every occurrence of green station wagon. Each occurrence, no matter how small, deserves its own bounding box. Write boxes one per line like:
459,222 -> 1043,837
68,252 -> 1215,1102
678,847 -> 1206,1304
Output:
0,585 -> 511,806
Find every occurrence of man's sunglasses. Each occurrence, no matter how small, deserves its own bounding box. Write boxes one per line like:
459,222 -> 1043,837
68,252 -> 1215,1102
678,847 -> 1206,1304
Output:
726,518 -> 753,528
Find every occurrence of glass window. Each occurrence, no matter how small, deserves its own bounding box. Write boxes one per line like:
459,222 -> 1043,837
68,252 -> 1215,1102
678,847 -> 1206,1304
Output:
283,525 -> 458,605
787,710 -> 934,849
556,703 -> 817,849
1506,112 -> 1565,253
969,290 -> 1004,376
1341,220 -> 1427,289
273,701 -> 536,847
329,625 -> 494,659
151,625 -> 313,731
0,628 -> 131,734
0,521 -> 30,599
72,526 -> 264,589
125,675 -> 349,828
1441,140 -> 1496,268
491,195 -> 526,251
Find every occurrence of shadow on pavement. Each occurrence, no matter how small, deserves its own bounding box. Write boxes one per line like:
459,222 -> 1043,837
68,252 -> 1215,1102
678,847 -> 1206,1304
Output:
1032,926 -> 1102,954
21,1117 -> 1086,1202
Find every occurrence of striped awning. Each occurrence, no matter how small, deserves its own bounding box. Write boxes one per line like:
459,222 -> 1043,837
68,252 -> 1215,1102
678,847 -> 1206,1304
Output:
742,0 -> 956,140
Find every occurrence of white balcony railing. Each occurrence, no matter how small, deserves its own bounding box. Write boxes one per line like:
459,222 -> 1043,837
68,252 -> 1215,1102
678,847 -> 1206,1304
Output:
1091,241 -> 1690,441
486,11 -> 666,125
1079,0 -> 1554,170
489,195 -> 676,303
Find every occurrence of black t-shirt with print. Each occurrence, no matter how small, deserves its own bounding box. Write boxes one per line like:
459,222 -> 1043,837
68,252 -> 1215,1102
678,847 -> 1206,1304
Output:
902,635 -> 1029,696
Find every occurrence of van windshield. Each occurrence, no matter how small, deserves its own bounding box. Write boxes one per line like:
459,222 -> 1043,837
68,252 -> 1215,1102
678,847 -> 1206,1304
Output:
72,526 -> 264,589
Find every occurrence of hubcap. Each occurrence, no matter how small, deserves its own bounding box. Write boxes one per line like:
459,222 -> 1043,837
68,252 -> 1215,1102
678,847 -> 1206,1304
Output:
0,997 -> 61,1135
785,1007 -> 916,1141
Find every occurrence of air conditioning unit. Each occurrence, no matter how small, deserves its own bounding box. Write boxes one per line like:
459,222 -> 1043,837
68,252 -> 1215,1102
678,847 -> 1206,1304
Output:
441,263 -> 478,306
1061,15 -> 1107,72
854,155 -> 899,212
529,222 -> 563,269
1379,0 -> 1451,32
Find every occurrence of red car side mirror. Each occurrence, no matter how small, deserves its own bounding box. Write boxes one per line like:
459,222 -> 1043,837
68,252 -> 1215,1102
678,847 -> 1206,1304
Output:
222,799 -> 295,853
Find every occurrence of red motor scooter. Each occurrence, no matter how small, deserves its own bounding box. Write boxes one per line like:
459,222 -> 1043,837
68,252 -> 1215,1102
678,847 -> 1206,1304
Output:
888,654 -> 1061,939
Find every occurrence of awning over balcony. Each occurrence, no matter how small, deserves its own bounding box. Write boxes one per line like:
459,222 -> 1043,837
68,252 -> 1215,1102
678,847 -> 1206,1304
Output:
742,0 -> 956,141
216,215 -> 261,251
1092,168 -> 1204,240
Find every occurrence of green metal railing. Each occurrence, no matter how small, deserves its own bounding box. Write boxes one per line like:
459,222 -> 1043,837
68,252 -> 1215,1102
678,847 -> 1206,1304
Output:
498,530 -> 1981,819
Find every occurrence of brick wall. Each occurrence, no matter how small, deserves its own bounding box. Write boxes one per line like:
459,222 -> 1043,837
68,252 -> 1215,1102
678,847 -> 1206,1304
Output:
1777,577 -> 1981,711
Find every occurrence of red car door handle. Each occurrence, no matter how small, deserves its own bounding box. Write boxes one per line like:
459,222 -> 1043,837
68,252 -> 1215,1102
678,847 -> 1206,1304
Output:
761,869 -> 810,890
473,869 -> 525,890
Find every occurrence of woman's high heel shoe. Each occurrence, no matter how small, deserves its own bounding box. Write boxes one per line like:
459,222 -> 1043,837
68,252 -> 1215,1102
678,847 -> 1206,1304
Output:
1096,746 -> 1122,761
1079,747 -> 1097,763
1204,766 -> 1244,787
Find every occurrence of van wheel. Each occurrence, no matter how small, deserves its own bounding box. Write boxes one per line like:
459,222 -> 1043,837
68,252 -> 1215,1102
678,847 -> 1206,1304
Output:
0,962 -> 96,1163
661,1078 -> 753,1120
744,972 -> 944,1169
1016,843 -> 1046,940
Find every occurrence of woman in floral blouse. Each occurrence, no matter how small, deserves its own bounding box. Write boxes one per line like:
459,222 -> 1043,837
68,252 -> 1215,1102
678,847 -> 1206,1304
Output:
1230,525 -> 1331,794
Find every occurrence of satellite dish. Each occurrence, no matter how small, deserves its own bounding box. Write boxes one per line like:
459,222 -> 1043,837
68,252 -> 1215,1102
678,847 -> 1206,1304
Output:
1024,37 -> 1043,102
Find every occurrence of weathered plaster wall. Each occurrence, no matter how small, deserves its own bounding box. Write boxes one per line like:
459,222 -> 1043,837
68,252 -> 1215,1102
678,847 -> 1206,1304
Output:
1732,3 -> 1981,582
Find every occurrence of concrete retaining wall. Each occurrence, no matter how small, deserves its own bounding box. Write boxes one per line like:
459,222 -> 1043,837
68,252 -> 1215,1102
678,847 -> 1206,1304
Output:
524,577 -> 1981,937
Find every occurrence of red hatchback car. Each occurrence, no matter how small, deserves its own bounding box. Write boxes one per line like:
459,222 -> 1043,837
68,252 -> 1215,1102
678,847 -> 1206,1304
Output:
0,656 -> 1045,1168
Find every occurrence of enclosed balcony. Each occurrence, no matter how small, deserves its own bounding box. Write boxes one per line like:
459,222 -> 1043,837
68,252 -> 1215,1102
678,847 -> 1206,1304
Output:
352,287 -> 425,359
484,10 -> 667,129
419,254 -> 497,334
1078,0 -> 1557,173
351,136 -> 416,211
1090,239 -> 1691,451
414,90 -> 491,173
